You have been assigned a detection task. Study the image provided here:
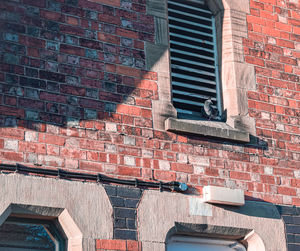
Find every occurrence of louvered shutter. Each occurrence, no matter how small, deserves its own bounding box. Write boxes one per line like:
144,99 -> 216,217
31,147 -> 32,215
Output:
168,0 -> 221,120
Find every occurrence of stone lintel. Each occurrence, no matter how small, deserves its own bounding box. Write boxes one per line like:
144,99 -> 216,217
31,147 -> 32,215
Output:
174,222 -> 252,240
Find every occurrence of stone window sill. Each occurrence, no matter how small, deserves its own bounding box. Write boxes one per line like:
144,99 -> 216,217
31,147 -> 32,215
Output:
165,118 -> 250,143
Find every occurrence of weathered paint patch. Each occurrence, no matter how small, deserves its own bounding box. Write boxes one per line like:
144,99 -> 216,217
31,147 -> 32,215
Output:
189,197 -> 212,216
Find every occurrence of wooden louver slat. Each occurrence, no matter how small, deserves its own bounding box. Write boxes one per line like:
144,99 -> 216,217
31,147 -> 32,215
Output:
168,0 -> 221,120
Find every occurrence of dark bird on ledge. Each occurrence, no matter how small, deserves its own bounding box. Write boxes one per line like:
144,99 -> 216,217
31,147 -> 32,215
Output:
202,98 -> 219,120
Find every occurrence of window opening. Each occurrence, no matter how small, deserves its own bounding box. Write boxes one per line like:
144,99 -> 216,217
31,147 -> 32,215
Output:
0,217 -> 65,251
167,236 -> 246,251
167,0 -> 222,120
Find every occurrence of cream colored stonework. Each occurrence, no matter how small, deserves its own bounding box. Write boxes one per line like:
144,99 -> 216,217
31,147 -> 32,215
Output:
147,0 -> 256,135
0,173 -> 113,251
138,190 -> 287,251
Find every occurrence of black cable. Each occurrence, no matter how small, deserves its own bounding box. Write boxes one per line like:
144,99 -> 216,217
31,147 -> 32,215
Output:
0,163 -> 188,192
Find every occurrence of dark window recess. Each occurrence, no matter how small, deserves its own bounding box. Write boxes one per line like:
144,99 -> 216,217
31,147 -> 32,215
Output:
0,217 -> 65,251
168,0 -> 222,120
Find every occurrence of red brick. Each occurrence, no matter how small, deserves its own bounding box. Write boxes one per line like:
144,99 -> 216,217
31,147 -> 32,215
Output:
230,171 -> 251,180
41,10 -> 65,22
80,161 -> 102,172
116,28 -> 139,39
292,198 -> 300,206
19,142 -> 46,154
0,128 -> 24,140
135,79 -> 157,91
245,56 -> 265,66
277,39 -> 295,48
276,22 -> 292,32
60,25 -> 84,36
171,163 -> 193,173
46,145 -> 59,155
40,92 -> 67,103
250,8 -> 260,16
280,56 -> 297,65
265,61 -> 283,70
116,9 -> 138,20
98,14 -> 120,25
66,16 -> 79,26
88,0 -> 120,7
126,240 -> 142,251
261,194 -> 283,204
135,98 -> 151,108
141,109 -> 152,119
39,134 -> 66,146
23,0 -> 45,8
80,139 -> 105,151
278,186 -> 297,196
116,104 -> 141,116
247,15 -> 266,26
20,36 -> 45,49
133,41 -> 143,51
96,239 -> 126,250
273,168 -> 294,177
259,0 -> 276,4
116,65 -> 141,78
60,44 -> 85,56
250,0 -> 265,9
287,143 -> 300,152
61,148 -> 86,159
0,105 -> 24,118
154,170 -> 176,181
117,166 -> 141,176
261,175 -> 276,184
0,151 -> 23,162
98,33 -> 120,44
249,100 -> 275,112
4,96 -> 17,106
291,179 -> 300,188
60,85 -> 86,96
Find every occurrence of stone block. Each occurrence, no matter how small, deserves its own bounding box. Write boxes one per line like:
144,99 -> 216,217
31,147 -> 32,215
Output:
146,0 -> 167,18
203,186 -> 245,206
4,139 -> 18,151
165,118 -> 250,143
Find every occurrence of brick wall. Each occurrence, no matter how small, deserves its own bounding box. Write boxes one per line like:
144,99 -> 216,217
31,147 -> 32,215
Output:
278,205 -> 300,251
244,0 -> 300,205
0,0 -> 299,207
104,185 -> 143,240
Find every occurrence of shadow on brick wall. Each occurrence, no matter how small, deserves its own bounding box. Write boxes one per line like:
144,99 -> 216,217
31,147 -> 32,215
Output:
0,0 -> 268,153
0,0 -> 156,132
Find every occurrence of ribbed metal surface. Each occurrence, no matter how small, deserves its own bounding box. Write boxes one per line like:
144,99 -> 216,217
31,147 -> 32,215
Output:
168,0 -> 221,119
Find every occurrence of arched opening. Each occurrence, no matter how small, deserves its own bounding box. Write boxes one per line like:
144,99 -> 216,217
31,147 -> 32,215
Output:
167,236 -> 246,251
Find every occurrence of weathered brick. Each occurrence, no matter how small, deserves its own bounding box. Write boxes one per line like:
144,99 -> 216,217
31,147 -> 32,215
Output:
110,197 -> 125,207
96,239 -> 126,250
116,187 -> 142,198
79,38 -> 103,50
114,229 -> 136,240
39,71 -> 65,82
